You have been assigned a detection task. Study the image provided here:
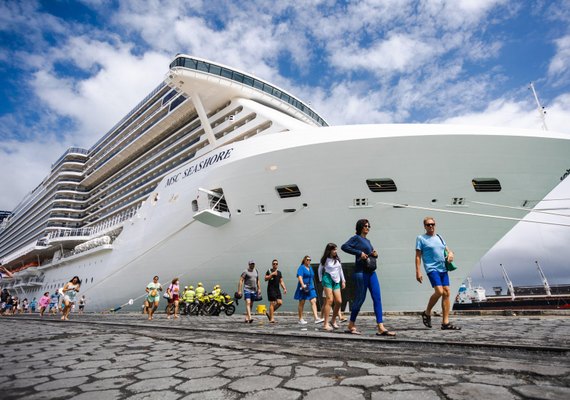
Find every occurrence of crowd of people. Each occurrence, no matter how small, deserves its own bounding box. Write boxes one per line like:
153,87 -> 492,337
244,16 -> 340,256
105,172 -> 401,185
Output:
2,217 -> 461,333
1,276 -> 86,319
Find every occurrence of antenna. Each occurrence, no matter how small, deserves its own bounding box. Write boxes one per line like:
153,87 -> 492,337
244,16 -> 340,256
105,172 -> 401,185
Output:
535,260 -> 552,296
529,82 -> 548,131
500,263 -> 516,300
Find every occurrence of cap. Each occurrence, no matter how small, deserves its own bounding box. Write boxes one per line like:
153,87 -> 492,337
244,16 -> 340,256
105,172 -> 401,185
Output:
248,260 -> 255,265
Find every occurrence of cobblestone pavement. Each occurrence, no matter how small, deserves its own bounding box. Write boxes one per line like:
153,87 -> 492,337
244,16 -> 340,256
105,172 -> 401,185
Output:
0,312 -> 569,399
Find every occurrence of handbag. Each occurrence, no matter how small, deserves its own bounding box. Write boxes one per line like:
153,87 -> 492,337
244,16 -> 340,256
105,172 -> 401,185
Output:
150,289 -> 158,297
444,249 -> 457,272
254,292 -> 263,302
364,256 -> 377,272
163,292 -> 170,300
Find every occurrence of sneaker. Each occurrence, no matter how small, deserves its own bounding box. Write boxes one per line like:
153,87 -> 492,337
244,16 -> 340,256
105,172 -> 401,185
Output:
298,319 -> 308,325
314,318 -> 324,324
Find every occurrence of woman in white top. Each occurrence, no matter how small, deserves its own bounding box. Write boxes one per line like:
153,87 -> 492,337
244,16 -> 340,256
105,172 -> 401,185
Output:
61,276 -> 81,320
318,243 -> 346,331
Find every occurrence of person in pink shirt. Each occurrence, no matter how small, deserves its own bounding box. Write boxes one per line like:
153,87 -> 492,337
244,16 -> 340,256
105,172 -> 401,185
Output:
39,292 -> 50,316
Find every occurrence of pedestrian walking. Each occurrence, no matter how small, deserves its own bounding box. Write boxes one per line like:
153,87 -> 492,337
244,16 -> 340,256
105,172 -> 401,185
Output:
265,259 -> 287,323
318,243 -> 345,331
237,260 -> 261,323
49,290 -> 60,315
415,216 -> 461,330
166,278 -> 180,319
61,276 -> 81,320
30,297 -> 38,313
78,295 -> 86,314
341,219 -> 395,336
293,255 -> 323,325
39,292 -> 50,316
22,298 -> 29,313
144,276 -> 163,320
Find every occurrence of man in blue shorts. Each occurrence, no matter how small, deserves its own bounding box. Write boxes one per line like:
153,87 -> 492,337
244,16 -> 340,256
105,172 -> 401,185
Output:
415,217 -> 460,330
237,260 -> 261,323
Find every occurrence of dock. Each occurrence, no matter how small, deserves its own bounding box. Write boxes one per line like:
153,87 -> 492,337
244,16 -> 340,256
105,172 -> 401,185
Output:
1,312 -> 569,399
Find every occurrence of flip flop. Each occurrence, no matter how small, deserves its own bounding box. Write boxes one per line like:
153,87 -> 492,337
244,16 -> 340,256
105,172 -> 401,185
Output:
376,330 -> 396,337
344,328 -> 361,335
421,311 -> 432,328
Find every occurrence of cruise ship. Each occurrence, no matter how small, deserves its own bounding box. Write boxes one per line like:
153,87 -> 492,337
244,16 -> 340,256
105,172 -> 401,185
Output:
1,55 -> 569,312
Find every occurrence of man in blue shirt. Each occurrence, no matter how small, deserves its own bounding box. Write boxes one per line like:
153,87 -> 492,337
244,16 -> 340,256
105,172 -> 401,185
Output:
415,217 -> 460,330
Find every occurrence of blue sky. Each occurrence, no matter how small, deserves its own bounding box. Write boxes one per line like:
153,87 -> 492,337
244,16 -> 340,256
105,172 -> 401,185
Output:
1,0 -> 570,292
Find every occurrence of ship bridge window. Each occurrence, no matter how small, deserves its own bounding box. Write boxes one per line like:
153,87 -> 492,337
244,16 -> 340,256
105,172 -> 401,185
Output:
366,179 -> 397,192
276,185 -> 301,198
472,178 -> 501,192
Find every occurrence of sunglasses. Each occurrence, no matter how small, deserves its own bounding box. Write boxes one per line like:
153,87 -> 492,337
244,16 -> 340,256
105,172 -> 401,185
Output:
425,223 -> 435,227
272,262 -> 278,265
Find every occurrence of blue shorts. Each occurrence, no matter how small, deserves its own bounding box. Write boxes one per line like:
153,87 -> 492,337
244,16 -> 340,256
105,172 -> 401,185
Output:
243,289 -> 257,302
322,272 -> 341,290
427,270 -> 450,288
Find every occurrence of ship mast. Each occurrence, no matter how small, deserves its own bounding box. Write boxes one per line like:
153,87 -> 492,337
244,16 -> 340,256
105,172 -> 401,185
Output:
535,260 -> 552,296
500,263 -> 516,300
529,82 -> 548,131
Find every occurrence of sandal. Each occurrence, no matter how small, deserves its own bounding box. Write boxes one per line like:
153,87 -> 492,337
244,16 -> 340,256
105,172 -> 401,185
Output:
441,323 -> 461,330
344,328 -> 361,335
332,323 -> 340,329
376,330 -> 396,337
421,311 -> 432,328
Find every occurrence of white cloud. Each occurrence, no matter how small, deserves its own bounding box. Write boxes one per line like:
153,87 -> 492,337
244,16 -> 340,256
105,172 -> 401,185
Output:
548,35 -> 570,80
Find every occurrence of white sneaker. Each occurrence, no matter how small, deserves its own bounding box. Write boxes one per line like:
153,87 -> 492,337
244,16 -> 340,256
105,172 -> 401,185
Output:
298,319 -> 308,325
314,318 -> 324,324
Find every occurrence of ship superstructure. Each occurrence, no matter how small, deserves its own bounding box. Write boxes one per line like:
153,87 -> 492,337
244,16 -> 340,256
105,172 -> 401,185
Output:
1,55 -> 569,312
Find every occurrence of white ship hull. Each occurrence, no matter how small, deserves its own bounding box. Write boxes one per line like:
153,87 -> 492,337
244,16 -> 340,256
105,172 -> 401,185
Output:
9,124 -> 570,312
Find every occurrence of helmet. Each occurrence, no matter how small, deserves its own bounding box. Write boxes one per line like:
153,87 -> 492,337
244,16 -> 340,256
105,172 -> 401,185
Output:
198,282 -> 203,286
184,286 -> 188,289
189,286 -> 194,290
214,284 -> 220,289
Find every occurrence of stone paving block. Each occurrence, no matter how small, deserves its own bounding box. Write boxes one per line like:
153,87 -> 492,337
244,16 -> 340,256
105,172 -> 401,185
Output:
340,375 -> 395,388
242,387 -> 302,400
303,359 -> 344,368
228,375 -> 283,393
347,361 -> 379,369
69,389 -> 123,399
93,368 -> 140,379
467,372 -> 529,387
135,367 -> 183,379
126,377 -> 184,393
371,390 -> 440,400
52,368 -> 100,379
25,388 -> 78,400
3,376 -> 50,389
399,371 -> 458,386
73,359 -> 113,369
383,384 -> 429,391
5,366 -> 44,376
304,386 -> 365,399
222,365 -> 270,378
293,365 -> 319,377
179,389 -> 240,400
125,390 -> 182,400
219,357 -> 258,368
368,366 -> 417,376
259,358 -> 299,367
178,376 -> 232,393
80,377 -> 135,391
18,367 -> 66,379
37,376 -> 89,391
513,384 -> 570,400
138,360 -> 180,371
271,366 -> 293,377
113,353 -> 148,362
175,366 -> 224,379
102,359 -> 147,369
442,382 -> 519,400
251,353 -> 287,361
283,376 -> 337,391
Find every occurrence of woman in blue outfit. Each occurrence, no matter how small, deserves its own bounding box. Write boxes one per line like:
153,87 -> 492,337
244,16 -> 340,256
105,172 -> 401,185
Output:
293,255 -> 324,325
341,219 -> 396,336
